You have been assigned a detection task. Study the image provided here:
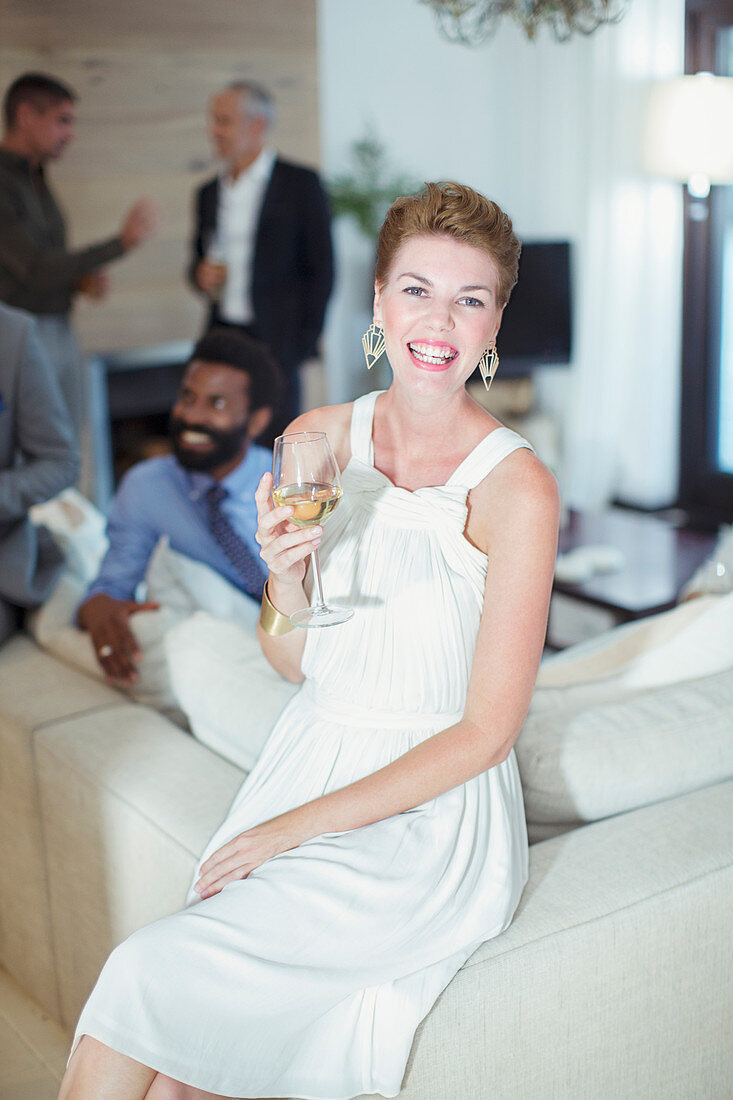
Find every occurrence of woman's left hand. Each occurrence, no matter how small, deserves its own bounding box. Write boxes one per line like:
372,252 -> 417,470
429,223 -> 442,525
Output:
193,822 -> 304,899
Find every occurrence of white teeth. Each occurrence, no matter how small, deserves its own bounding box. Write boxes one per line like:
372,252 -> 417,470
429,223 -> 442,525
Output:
408,342 -> 457,365
182,431 -> 212,444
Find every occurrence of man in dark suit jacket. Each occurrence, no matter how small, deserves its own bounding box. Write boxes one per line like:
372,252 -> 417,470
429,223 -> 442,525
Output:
189,81 -> 334,441
0,302 -> 79,643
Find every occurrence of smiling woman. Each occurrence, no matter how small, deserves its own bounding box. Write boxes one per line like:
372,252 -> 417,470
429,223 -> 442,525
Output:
59,182 -> 559,1100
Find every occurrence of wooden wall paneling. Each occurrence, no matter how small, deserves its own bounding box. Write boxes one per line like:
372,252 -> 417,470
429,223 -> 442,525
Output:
0,0 -> 319,351
1,0 -> 317,52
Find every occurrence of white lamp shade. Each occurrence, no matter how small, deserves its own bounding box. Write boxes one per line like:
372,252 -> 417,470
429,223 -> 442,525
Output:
643,73 -> 733,185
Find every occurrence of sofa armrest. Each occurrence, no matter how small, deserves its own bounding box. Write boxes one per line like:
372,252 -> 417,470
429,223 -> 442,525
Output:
34,703 -> 245,1030
394,781 -> 733,1100
0,636 -> 127,1019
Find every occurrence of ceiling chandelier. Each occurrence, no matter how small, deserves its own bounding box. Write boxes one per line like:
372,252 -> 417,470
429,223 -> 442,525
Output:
419,0 -> 631,44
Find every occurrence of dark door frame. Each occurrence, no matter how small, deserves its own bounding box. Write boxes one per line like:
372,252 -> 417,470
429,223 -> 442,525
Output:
678,0 -> 733,524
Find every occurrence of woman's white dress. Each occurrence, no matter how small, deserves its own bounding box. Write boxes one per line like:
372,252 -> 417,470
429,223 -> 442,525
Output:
73,391 -> 531,1099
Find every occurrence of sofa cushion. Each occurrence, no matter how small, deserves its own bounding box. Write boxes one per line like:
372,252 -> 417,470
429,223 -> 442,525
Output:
517,666 -> 733,842
389,781 -> 733,1100
165,611 -> 298,771
0,633 -> 122,727
37,702 -> 245,856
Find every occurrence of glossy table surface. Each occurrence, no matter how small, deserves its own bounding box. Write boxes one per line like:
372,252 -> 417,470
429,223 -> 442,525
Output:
555,509 -> 717,619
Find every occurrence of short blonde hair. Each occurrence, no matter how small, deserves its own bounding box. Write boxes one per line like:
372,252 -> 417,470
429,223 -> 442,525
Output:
375,181 -> 521,306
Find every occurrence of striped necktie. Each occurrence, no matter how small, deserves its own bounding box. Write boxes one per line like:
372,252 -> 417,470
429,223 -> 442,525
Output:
206,484 -> 266,599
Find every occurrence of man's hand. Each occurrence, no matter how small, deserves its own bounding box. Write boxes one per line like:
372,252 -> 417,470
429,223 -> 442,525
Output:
195,259 -> 227,296
77,270 -> 110,301
120,197 -> 161,251
78,593 -> 159,685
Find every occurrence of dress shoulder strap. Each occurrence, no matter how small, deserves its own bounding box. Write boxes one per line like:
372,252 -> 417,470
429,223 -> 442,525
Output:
447,426 -> 534,490
349,390 -> 382,465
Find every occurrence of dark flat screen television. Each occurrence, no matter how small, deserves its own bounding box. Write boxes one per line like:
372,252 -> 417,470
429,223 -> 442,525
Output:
488,240 -> 572,378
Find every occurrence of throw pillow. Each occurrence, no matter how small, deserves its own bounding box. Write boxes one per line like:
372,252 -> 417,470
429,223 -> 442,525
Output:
533,593 -> 733,713
28,536 -> 261,722
517,665 -> 733,844
144,537 -> 260,629
165,611 -> 299,772
27,571 -> 183,715
29,488 -> 108,583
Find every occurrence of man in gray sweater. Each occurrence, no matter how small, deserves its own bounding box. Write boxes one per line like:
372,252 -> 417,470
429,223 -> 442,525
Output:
0,72 -> 159,436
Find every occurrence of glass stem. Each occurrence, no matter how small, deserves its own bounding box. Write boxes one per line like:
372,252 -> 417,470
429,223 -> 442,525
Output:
311,547 -> 326,609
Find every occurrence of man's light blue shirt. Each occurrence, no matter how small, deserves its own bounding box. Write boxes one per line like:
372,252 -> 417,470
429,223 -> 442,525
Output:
85,445 -> 271,602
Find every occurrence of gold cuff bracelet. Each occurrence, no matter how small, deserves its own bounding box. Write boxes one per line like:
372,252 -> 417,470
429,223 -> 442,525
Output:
259,581 -> 296,636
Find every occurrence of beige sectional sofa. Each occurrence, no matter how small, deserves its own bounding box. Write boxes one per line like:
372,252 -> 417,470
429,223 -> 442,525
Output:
1,628 -> 732,1099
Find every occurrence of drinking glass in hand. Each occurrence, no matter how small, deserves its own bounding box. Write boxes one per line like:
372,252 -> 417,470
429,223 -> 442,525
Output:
272,432 -> 354,628
205,229 -> 227,301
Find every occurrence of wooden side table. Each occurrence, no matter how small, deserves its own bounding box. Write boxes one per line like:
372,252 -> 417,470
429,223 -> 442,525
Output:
548,509 -> 717,649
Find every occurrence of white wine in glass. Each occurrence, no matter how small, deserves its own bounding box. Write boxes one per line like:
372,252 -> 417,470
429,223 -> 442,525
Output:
272,432 -> 354,628
204,228 -> 227,301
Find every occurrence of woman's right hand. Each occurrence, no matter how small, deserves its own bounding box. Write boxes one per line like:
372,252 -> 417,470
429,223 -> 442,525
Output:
255,472 -> 323,589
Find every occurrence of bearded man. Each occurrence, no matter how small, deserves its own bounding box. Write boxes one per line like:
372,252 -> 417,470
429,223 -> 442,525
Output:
78,328 -> 280,684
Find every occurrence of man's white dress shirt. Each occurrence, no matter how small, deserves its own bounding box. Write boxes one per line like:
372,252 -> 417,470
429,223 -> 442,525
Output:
214,146 -> 277,324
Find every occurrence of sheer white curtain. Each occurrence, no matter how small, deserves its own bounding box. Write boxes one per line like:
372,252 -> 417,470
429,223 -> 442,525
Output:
546,0 -> 686,509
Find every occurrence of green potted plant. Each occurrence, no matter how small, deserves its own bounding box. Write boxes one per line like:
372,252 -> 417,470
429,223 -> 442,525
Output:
328,133 -> 418,243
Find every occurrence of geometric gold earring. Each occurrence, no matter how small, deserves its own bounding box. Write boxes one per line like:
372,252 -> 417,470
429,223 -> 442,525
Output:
362,322 -> 386,370
477,345 -> 499,391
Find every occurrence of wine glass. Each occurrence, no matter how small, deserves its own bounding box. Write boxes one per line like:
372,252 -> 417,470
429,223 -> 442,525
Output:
272,432 -> 354,628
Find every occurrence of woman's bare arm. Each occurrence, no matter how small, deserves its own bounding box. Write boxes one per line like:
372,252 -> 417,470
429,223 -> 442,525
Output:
197,451 -> 559,897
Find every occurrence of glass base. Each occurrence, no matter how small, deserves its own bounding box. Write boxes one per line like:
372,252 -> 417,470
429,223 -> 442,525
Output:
290,603 -> 354,628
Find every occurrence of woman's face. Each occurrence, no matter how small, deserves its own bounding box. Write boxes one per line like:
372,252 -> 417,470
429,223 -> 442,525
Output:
373,233 -> 504,396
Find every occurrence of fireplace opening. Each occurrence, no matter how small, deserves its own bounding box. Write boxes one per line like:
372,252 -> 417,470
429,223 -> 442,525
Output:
87,341 -> 193,509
